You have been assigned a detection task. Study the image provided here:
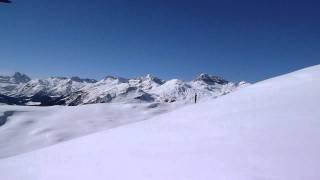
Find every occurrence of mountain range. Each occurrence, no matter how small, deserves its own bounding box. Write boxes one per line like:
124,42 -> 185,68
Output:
0,72 -> 248,106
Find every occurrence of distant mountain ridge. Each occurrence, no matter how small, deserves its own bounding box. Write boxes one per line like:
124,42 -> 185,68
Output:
0,72 -> 249,106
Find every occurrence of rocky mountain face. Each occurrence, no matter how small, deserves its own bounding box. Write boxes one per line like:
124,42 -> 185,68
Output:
0,72 -> 249,106
0,72 -> 31,95
0,72 -> 31,84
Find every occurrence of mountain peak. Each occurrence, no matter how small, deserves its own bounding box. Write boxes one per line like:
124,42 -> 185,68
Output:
71,76 -> 97,83
103,76 -> 128,83
195,73 -> 229,85
141,74 -> 165,85
12,72 -> 31,83
49,76 -> 68,80
145,74 -> 154,79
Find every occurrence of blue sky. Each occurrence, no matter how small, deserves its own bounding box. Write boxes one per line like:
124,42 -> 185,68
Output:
0,0 -> 319,82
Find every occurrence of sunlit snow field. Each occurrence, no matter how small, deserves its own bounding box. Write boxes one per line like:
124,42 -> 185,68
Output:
0,102 -> 185,158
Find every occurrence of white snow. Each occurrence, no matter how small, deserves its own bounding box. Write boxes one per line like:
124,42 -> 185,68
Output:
0,65 -> 320,180
0,102 -> 182,158
25,101 -> 41,106
11,77 -> 91,97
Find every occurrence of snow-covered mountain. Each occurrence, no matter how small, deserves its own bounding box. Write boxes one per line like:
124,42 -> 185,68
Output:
0,72 -> 248,106
8,76 -> 97,97
0,72 -> 31,95
0,65 -> 319,180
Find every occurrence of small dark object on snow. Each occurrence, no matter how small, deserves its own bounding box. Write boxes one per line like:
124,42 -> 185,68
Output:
0,0 -> 11,3
194,93 -> 198,104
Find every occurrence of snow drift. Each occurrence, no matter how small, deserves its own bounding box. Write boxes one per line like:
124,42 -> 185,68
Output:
0,65 -> 320,180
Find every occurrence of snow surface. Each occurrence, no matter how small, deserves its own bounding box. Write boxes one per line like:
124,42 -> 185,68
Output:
0,102 -> 182,158
0,65 -> 320,180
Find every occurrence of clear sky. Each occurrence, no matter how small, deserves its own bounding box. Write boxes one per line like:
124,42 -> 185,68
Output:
0,0 -> 319,82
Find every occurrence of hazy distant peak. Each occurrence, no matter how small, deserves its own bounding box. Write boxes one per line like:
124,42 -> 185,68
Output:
103,76 -> 128,83
49,76 -> 68,80
12,72 -> 31,83
195,73 -> 229,85
71,76 -> 97,83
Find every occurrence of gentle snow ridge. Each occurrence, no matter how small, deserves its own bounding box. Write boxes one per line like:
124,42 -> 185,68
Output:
0,65 -> 319,180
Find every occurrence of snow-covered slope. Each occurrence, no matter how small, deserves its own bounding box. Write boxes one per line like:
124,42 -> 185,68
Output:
0,65 -> 319,180
0,102 -> 178,158
0,72 -> 247,105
